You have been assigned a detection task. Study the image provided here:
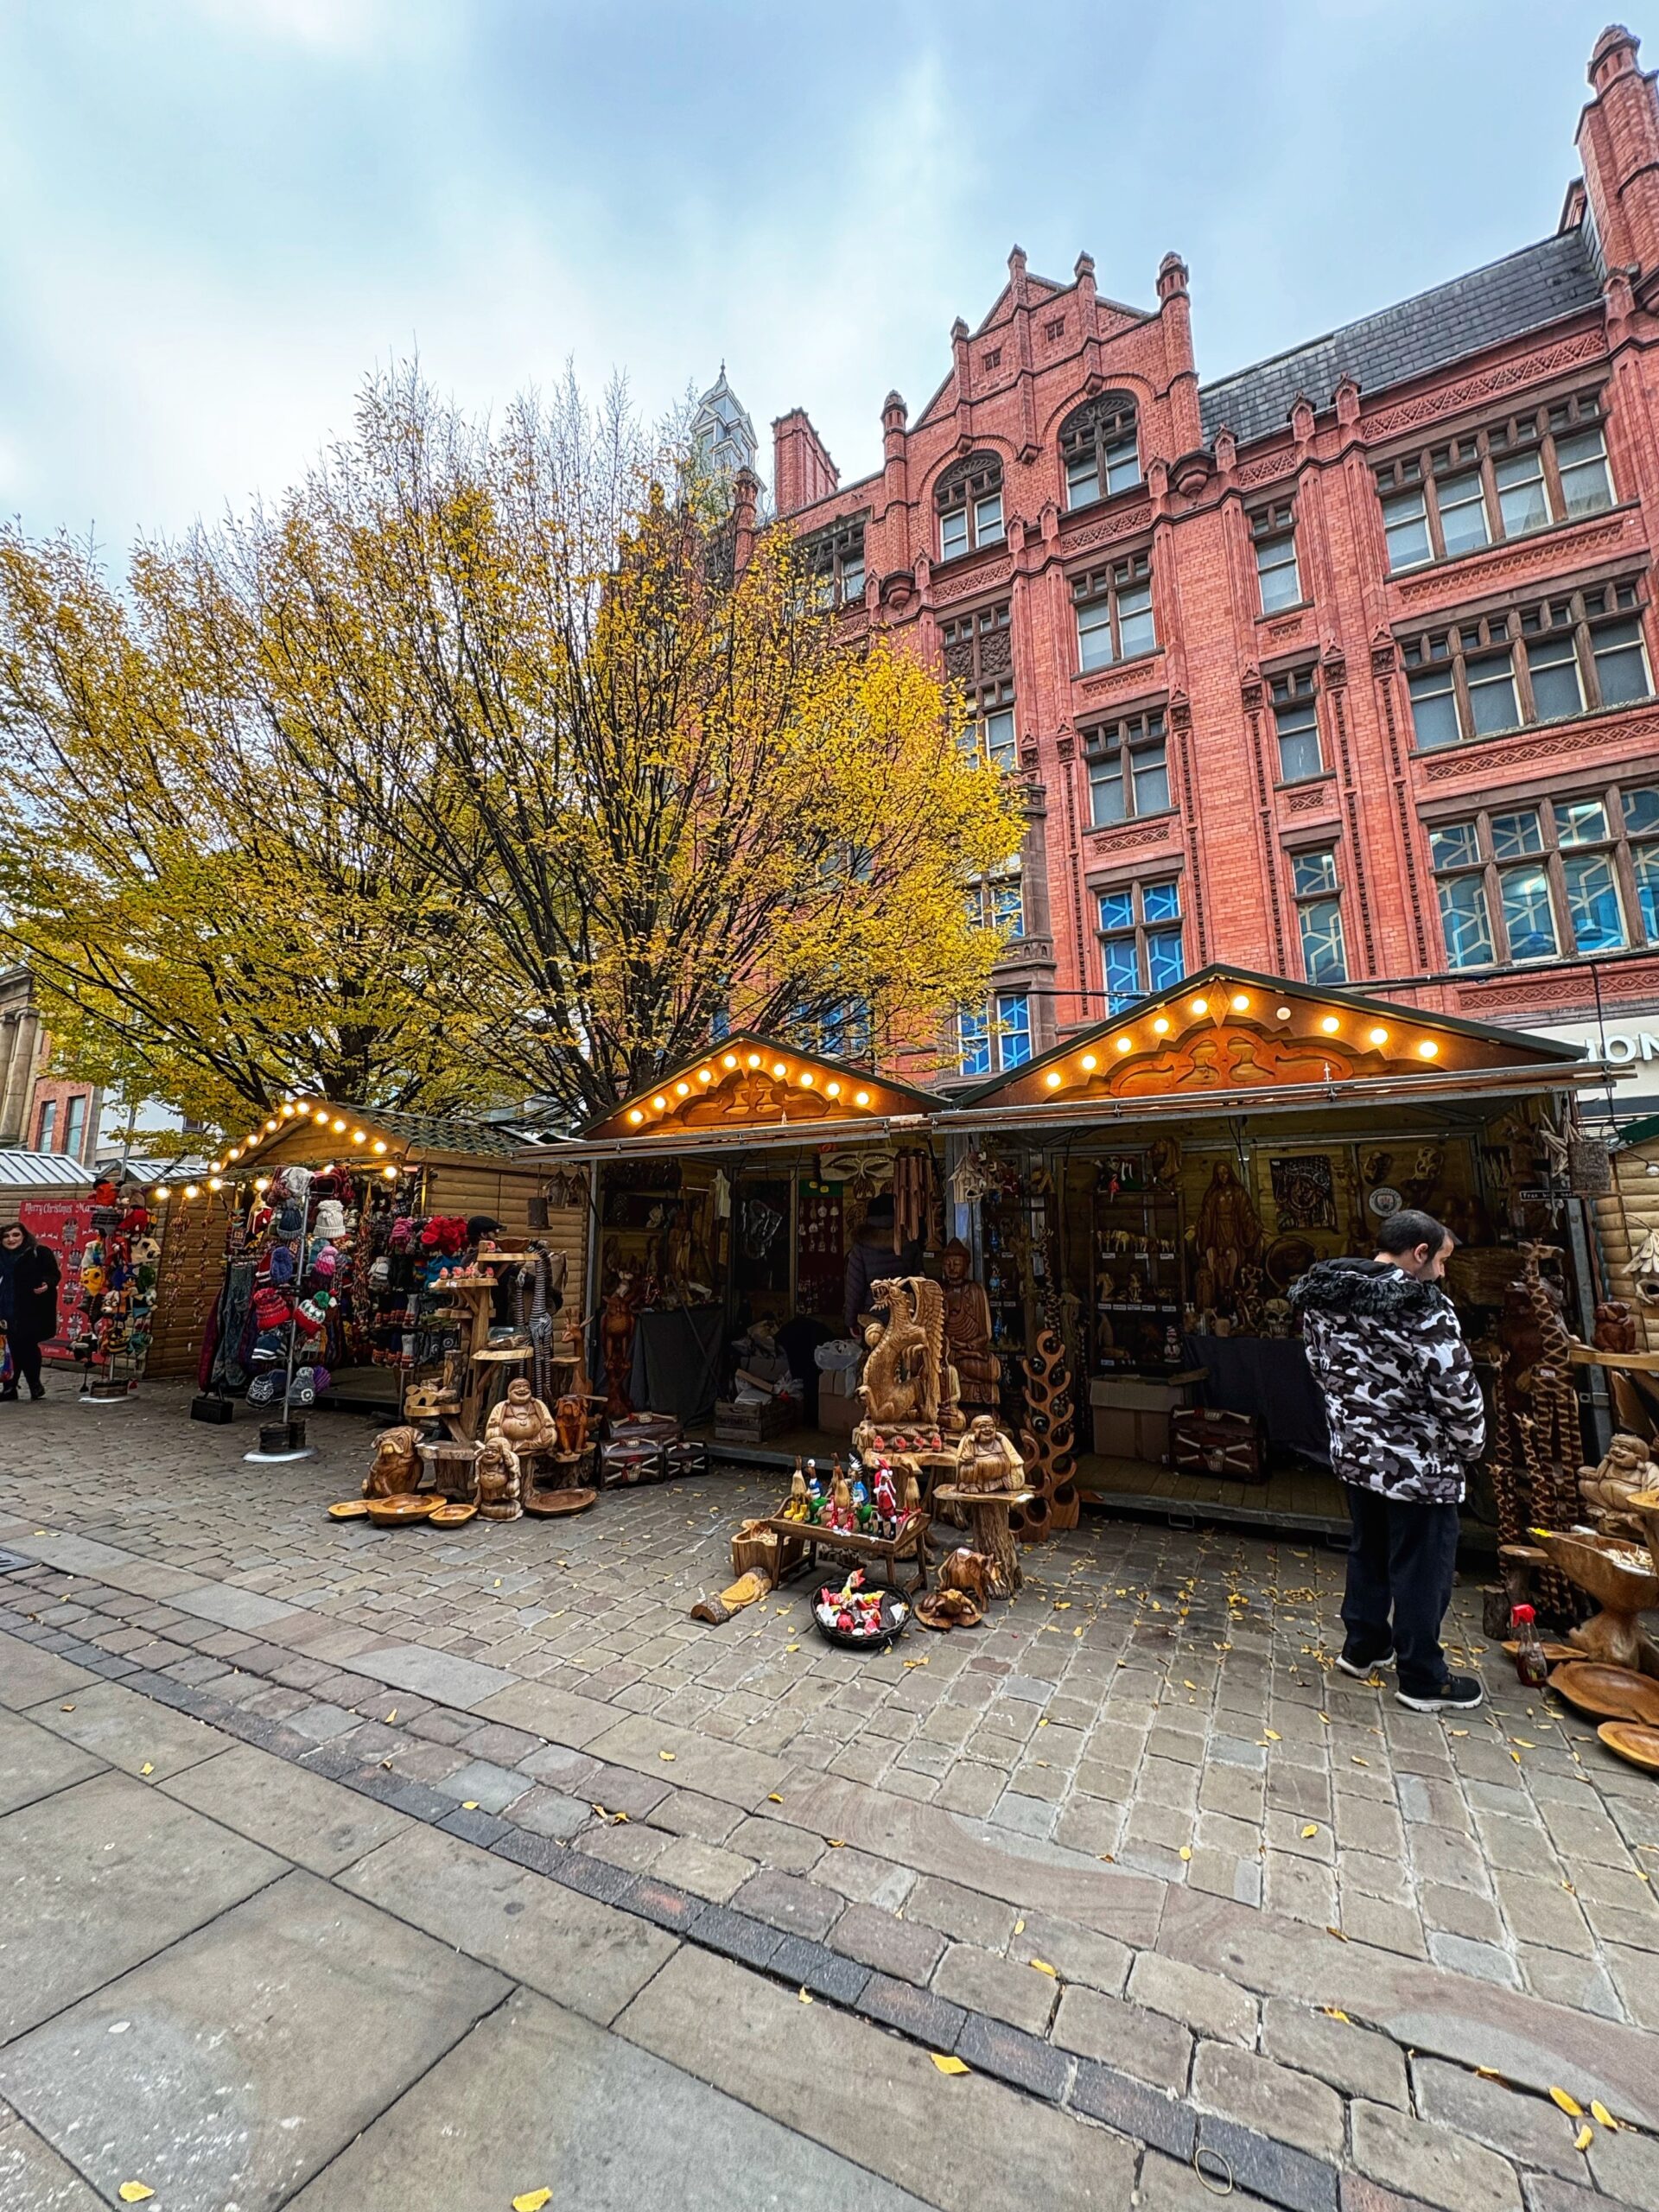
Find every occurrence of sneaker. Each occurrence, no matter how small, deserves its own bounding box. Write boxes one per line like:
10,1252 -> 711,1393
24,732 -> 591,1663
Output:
27,1383 -> 44,1401
1395,1675 -> 1484,1713
1337,1647 -> 1395,1678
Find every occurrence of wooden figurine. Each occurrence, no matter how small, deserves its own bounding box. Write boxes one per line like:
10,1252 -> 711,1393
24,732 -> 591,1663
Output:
601,1277 -> 639,1419
1579,1432 -> 1659,1534
955,1413 -> 1024,1493
940,1238 -> 1000,1413
554,1392 -> 590,1455
364,1423 -> 421,1499
859,1276 -> 947,1427
475,1436 -> 523,1520
1194,1159 -> 1264,1303
486,1376 -> 560,1459
938,1547 -> 996,1607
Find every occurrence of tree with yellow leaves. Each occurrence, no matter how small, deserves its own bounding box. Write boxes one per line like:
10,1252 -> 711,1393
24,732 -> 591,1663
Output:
0,365 -> 1022,1128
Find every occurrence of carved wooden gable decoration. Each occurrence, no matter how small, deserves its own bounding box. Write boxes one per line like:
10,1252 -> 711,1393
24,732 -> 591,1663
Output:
582,1036 -> 938,1141
963,966 -> 1584,1114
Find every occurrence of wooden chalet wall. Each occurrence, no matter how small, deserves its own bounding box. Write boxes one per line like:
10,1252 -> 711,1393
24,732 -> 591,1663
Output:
1594,1141 -> 1659,1353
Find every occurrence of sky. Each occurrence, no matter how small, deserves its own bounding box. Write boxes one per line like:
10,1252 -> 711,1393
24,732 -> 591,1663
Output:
0,0 -> 1634,553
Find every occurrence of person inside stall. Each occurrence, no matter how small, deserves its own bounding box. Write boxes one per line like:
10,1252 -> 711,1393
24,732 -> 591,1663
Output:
0,1223 -> 61,1402
843,1194 -> 924,1337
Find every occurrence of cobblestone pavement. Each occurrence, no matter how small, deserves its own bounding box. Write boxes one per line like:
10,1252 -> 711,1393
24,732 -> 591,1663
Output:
3,1383 -> 1658,2210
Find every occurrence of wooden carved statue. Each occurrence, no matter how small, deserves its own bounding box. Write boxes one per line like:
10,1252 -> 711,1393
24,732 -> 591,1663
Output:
475,1435 -> 523,1520
554,1393 -> 590,1455
938,1547 -> 996,1606
364,1423 -> 420,1499
486,1376 -> 560,1461
1579,1432 -> 1659,1535
859,1276 -> 945,1428
1195,1160 -> 1263,1299
940,1238 -> 999,1414
601,1275 -> 639,1419
955,1413 -> 1024,1494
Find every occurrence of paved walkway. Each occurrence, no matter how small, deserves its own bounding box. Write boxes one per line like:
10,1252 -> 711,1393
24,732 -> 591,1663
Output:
2,1386 -> 1657,2209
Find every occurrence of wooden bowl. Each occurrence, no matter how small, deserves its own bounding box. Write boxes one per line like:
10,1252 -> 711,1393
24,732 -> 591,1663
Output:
1550,1662 -> 1659,1727
327,1499 -> 370,1520
1596,1719 -> 1659,1774
1533,1529 -> 1659,1613
523,1486 -> 597,1517
429,1501 -> 477,1527
365,1494 -> 438,1526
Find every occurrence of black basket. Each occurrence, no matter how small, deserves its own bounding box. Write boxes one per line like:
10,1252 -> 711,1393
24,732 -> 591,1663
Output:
812,1586 -> 910,1649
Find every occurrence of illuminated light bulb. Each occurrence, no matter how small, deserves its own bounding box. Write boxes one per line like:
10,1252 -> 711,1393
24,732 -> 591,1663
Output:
747,1052 -> 762,1069
1275,1005 -> 1292,1020
772,1060 -> 787,1078
254,1176 -> 270,1192
1045,1071 -> 1063,1090
1418,1039 -> 1439,1059
854,1090 -> 871,1107
226,1147 -> 240,1162
1368,1026 -> 1389,1046
799,1071 -> 816,1087
1153,1017 -> 1170,1035
372,1139 -> 387,1154
282,1102 -> 296,1117
152,1185 -> 167,1201
722,1053 -> 738,1070
1320,1015 -> 1340,1034
1231,993 -> 1249,1012
1080,1053 -> 1097,1071
207,1175 -> 224,1192
826,1081 -> 842,1098
675,1080 -> 690,1096
351,1129 -> 366,1144
331,1116 -> 346,1133
1116,1037 -> 1133,1054
628,1109 -> 645,1125
314,1109 -> 329,1124
652,1094 -> 668,1111
382,1165 -> 398,1180
183,1184 -> 200,1200
265,1117 -> 278,1132
697,1067 -> 713,1084
1191,996 -> 1209,1016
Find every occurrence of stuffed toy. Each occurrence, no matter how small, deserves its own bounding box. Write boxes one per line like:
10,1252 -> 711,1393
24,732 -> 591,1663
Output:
91,1177 -> 120,1207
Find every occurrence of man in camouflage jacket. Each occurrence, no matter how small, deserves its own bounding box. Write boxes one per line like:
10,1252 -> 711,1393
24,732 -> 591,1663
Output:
1293,1209 -> 1487,1713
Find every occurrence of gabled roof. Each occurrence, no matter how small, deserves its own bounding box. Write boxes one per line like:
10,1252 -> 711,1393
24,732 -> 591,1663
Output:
210,1099 -> 526,1175
1198,230 -> 1604,448
959,964 -> 1586,1115
582,1033 -> 939,1142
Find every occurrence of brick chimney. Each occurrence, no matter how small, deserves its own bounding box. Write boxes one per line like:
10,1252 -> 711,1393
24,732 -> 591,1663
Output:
771,409 -> 839,518
1578,25 -> 1659,276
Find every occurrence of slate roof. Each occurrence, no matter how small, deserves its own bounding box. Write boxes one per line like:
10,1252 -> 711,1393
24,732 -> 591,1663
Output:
343,1103 -> 529,1159
1198,230 -> 1604,448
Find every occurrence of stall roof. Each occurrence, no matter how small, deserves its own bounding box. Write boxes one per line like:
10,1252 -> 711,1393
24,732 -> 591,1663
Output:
0,1148 -> 95,1191
953,964 -> 1604,1128
209,1098 -> 530,1176
578,1033 -> 939,1147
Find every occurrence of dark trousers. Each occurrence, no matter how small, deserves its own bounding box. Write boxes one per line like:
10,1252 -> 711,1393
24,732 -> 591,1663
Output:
1341,1483 -> 1459,1698
3,1332 -> 43,1396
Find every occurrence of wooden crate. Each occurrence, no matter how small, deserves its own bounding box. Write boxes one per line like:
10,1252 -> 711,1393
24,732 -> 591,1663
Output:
714,1395 -> 794,1443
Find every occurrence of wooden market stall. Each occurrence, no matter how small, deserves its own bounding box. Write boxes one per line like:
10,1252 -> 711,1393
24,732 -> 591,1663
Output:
149,1098 -> 588,1414
536,1035 -> 944,1455
1596,1110 -> 1659,1357
944,965 -> 1626,1537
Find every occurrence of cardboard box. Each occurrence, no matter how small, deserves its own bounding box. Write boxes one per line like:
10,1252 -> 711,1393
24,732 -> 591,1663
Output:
818,1389 -> 859,1438
1087,1374 -> 1198,1465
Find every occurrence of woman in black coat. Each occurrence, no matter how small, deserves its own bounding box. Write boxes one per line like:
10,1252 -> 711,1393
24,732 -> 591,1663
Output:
0,1224 -> 61,1401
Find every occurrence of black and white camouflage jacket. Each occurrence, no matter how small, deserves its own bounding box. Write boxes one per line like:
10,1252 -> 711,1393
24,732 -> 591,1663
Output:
1290,1257 -> 1487,1504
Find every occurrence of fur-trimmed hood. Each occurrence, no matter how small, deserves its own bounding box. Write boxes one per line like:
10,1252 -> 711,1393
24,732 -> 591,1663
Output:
1290,1256 -> 1443,1318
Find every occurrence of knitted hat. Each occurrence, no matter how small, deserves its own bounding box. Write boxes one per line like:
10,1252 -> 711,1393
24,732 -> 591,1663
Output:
267,1246 -> 296,1285
245,1370 -> 282,1405
250,1329 -> 285,1363
280,1166 -> 313,1201
252,1287 -> 293,1329
309,1245 -> 338,1280
313,1200 -> 348,1241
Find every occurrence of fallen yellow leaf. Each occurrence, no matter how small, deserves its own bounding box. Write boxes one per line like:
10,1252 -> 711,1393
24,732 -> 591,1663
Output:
1476,2068 -> 1506,2082
118,2189 -> 155,2205
1179,1846 -> 1193,1862
1325,1925 -> 1348,1942
1264,1728 -> 1281,1741
140,1763 -> 154,1777
385,1709 -> 397,1722
1014,1917 -> 1026,1935
1591,2101 -> 1618,2130
658,1751 -> 676,1762
1030,1958 -> 1058,1977
1319,2006 -> 1351,2023
827,1838 -> 845,1848
60,1704 -> 74,1713
767,1793 -> 784,1803
785,1644 -> 800,1654
931,2053 -> 969,2075
462,1801 -> 480,1811
1574,2126 -> 1593,2153
1301,1824 -> 1319,1840
612,1812 -> 628,1824
1549,2087 -> 1584,2119
513,2191 -> 554,2211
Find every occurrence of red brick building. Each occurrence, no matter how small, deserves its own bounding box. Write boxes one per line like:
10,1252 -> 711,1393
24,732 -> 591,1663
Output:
772,23 -> 1659,1115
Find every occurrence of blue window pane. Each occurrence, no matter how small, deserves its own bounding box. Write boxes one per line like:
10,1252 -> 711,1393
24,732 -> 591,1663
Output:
1634,843 -> 1659,939
1499,867 -> 1559,960
1429,821 -> 1480,871
1563,853 -> 1626,953
958,1007 -> 991,1076
996,992 -> 1032,1069
1466,650 -> 1519,735
1528,632 -> 1583,721
1490,810 -> 1543,860
1299,899 -> 1347,984
1408,670 -> 1460,750
1098,891 -> 1134,931
1554,798 -> 1608,848
1438,877 -> 1494,968
1103,939 -> 1141,1010
1146,930 -> 1185,993
1291,849 -> 1338,897
1623,787 -> 1659,836
1142,881 -> 1181,923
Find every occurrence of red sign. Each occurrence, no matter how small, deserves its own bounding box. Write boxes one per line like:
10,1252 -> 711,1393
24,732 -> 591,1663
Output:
18,1199 -> 94,1357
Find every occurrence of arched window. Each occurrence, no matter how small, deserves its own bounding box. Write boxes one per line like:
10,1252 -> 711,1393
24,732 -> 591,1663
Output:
935,452 -> 1005,561
1059,393 -> 1140,510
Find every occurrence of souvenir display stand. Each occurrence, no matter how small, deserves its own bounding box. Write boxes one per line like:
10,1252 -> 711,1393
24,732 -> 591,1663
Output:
69,1179 -> 161,1403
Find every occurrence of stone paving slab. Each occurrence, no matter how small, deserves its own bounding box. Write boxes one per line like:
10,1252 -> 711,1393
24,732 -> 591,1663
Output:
0,1629 -> 97,1710
158,1739 -> 414,1876
0,2101 -> 104,2212
585,1708 -> 793,1805
0,1768 -> 283,2044
0,1869 -> 508,2212
26,1677 -> 224,1782
0,1709 -> 100,1817
615,1942 -> 1131,2211
472,1675 -> 633,1746
338,1819 -> 677,2026
288,1984 -> 937,2212
345,1641 -> 520,1708
166,1582 -> 302,1632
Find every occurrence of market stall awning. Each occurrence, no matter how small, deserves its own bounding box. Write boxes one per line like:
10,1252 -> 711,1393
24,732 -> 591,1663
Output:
948,964 -> 1621,1132
573,1033 -> 940,1153
208,1098 -> 528,1178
